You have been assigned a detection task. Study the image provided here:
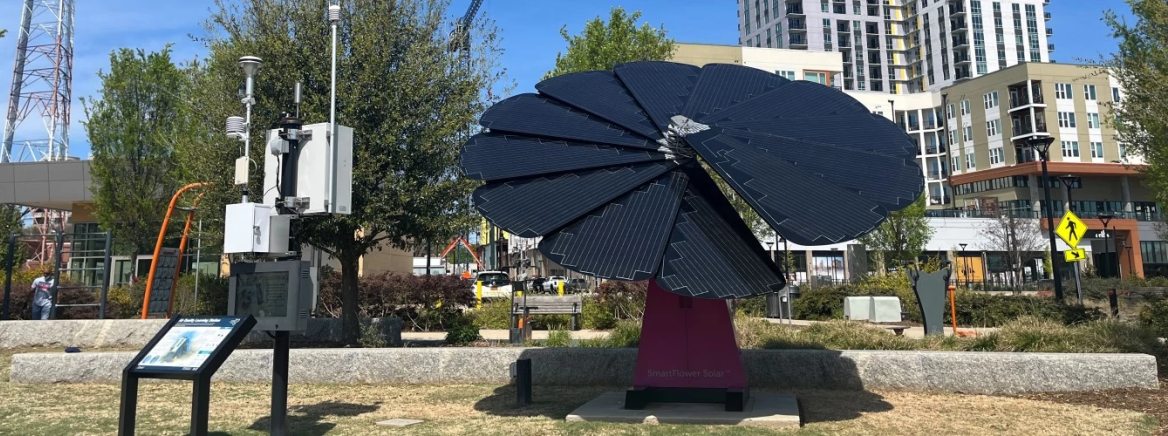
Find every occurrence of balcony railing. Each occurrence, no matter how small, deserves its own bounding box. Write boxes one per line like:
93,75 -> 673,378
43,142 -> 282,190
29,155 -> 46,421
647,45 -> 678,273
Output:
1012,120 -> 1049,136
927,208 -> 1161,221
1010,91 -> 1045,108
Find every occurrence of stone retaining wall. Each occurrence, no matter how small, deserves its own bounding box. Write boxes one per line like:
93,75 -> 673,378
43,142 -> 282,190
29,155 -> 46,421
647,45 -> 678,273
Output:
0,318 -> 402,349
8,348 -> 1157,395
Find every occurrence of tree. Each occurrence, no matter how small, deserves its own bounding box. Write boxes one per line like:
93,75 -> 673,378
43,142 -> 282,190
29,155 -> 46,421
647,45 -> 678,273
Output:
187,0 -> 505,344
83,47 -> 186,278
1097,2 -> 1168,209
544,7 -> 675,80
858,195 -> 934,272
980,209 -> 1045,290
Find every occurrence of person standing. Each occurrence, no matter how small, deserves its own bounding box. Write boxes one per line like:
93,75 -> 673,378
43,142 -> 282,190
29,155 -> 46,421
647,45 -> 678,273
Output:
30,268 -> 55,320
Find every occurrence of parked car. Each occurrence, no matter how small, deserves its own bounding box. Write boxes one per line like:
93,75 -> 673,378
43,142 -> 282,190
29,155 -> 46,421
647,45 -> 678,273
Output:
471,271 -> 511,299
526,277 -> 548,293
567,278 -> 590,293
545,276 -> 567,293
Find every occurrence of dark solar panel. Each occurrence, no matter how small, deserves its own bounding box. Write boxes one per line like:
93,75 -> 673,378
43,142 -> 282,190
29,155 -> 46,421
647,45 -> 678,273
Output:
472,161 -> 676,238
460,61 -> 923,299
613,61 -> 700,134
460,132 -> 667,182
540,172 -> 688,281
536,71 -> 663,141
681,63 -> 790,121
479,94 -> 658,150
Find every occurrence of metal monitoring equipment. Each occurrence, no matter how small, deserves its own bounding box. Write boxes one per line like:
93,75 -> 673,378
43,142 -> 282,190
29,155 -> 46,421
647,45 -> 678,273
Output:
227,260 -> 313,332
261,122 -> 353,215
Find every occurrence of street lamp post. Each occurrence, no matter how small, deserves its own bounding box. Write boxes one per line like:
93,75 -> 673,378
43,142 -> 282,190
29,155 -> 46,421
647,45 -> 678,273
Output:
1027,136 -> 1064,301
959,243 -> 968,288
1099,213 -> 1115,279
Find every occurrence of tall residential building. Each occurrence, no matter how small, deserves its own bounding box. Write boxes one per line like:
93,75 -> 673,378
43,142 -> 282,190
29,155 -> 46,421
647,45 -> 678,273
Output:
737,0 -> 1052,93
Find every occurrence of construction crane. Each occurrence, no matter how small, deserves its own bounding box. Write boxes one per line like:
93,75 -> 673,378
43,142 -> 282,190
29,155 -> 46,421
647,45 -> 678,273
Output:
448,0 -> 484,67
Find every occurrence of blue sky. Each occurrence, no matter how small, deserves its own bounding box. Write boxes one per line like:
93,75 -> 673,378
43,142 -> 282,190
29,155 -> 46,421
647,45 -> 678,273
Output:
0,0 -> 1134,159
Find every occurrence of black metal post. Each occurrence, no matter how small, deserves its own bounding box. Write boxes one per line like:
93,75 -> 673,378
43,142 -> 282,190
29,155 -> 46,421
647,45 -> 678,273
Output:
271,331 -> 290,435
101,232 -> 112,319
426,239 -> 432,276
959,244 -> 967,288
1100,217 -> 1112,278
49,231 -> 64,319
516,358 -> 532,406
118,370 -> 139,436
191,378 -> 211,436
1107,289 -> 1119,317
1112,228 -> 1120,279
1,233 -> 15,321
277,115 -> 302,210
1031,137 -> 1064,301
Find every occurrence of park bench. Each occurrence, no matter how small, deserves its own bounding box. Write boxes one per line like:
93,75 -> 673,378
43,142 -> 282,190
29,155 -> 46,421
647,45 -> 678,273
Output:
882,325 -> 909,336
511,295 -> 583,331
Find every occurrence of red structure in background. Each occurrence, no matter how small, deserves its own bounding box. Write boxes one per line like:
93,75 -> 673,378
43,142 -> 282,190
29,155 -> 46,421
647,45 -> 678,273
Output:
626,279 -> 749,411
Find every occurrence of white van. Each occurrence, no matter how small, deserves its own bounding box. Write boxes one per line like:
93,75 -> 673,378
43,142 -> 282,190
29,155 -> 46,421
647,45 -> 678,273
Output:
472,270 -> 512,299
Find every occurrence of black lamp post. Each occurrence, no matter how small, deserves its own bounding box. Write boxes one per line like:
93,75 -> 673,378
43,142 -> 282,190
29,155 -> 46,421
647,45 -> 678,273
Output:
1099,213 -> 1115,279
766,239 -> 775,263
1027,135 -> 1064,301
959,243 -> 968,287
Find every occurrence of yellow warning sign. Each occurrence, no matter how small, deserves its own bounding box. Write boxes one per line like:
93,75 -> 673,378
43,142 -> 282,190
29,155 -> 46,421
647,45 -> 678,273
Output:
1064,248 -> 1087,262
1055,211 -> 1089,248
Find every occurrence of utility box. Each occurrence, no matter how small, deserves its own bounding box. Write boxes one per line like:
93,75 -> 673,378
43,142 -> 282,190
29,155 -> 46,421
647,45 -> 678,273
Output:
224,203 -> 289,254
869,296 -> 903,323
262,122 -> 353,215
843,296 -> 871,321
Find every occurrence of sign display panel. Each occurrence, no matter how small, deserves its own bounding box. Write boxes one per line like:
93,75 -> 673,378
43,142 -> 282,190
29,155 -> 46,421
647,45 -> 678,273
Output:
233,271 -> 289,318
136,316 -> 246,373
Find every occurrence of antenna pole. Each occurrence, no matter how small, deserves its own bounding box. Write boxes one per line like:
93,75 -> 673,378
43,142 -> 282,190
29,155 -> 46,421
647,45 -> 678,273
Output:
328,3 -> 340,213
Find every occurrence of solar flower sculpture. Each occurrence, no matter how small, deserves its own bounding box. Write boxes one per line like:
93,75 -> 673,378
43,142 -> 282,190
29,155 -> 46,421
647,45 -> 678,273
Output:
461,62 -> 923,411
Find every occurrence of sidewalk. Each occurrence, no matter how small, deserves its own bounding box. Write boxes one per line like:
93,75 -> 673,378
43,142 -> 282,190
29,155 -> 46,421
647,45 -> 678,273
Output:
402,329 -> 611,341
761,318 -> 999,339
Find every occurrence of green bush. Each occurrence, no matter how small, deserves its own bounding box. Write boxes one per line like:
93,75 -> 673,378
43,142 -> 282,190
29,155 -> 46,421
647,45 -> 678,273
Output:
734,296 -> 767,318
359,322 -> 388,348
578,320 -> 642,348
472,299 -> 510,329
168,273 -> 229,316
582,297 -> 617,329
1138,298 -> 1168,337
444,314 -> 481,345
545,330 -> 572,347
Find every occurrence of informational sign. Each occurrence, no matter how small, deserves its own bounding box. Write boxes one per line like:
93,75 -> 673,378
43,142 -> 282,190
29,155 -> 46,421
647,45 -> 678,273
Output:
135,316 -> 246,373
1065,248 -> 1087,262
147,247 -> 181,315
1056,211 -> 1088,248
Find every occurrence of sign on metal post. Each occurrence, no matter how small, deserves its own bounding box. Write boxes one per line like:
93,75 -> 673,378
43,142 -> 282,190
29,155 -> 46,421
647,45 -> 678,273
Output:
1064,248 -> 1087,262
1056,211 -> 1089,248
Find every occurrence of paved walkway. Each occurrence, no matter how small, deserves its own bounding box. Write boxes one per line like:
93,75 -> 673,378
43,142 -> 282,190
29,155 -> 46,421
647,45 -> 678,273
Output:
761,318 -> 1000,339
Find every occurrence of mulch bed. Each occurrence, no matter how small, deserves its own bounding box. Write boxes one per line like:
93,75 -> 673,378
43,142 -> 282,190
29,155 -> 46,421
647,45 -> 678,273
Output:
1014,379 -> 1168,435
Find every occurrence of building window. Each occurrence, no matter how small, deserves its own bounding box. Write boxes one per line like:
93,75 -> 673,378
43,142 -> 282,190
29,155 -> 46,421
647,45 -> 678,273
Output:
1120,142 -> 1128,160
1055,83 -> 1073,99
1083,84 -> 1097,100
963,125 -> 973,140
966,152 -> 977,170
1061,140 -> 1080,158
822,0 -> 829,12
1091,141 -> 1104,159
986,119 -> 1001,136
989,146 -> 1005,164
1112,87 -> 1122,103
804,71 -> 828,84
947,104 -> 955,118
1087,112 -> 1101,129
776,70 -> 797,80
983,91 -> 999,109
948,129 -> 956,145
961,99 -> 971,115
1057,112 -> 1077,128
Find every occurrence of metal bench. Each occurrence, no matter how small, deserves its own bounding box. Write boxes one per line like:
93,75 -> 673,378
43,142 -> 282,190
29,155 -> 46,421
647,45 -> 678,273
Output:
511,295 -> 583,331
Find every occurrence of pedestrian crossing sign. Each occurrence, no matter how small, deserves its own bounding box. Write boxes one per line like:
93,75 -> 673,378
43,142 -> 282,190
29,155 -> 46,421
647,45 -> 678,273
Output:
1056,211 -> 1088,248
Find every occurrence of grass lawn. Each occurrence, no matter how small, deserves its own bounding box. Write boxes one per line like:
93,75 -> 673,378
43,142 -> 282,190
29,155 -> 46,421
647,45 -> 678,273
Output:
0,349 -> 1157,435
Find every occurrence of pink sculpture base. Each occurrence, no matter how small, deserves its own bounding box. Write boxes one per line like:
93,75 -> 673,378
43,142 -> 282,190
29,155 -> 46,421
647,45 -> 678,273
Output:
625,278 -> 749,411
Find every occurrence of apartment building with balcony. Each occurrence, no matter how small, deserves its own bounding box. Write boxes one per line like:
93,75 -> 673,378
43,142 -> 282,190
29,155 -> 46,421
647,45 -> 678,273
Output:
737,0 -> 1052,93
942,62 -> 1162,278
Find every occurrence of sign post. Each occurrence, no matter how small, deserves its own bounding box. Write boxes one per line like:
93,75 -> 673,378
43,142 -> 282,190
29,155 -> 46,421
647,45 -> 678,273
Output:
1055,211 -> 1089,305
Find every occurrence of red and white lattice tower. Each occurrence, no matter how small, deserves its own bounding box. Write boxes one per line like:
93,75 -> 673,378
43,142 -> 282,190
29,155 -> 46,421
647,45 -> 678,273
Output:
1,0 -> 76,266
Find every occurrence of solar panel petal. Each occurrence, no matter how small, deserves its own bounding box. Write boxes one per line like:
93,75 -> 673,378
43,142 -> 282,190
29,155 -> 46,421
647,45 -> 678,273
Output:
479,94 -> 658,150
536,71 -> 663,140
472,161 -> 678,238
539,172 -> 688,281
460,132 -> 668,182
613,61 -> 700,134
700,81 -> 870,123
681,63 -> 790,121
715,114 -> 917,160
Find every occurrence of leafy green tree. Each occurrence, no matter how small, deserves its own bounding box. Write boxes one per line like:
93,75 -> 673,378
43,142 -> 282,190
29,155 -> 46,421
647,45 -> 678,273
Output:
544,7 -> 675,79
82,47 -> 186,277
187,0 -> 505,343
859,195 -> 935,272
1096,1 -> 1168,211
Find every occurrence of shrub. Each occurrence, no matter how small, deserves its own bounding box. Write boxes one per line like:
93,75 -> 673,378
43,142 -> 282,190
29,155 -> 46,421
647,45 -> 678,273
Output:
317,271 -> 475,331
582,297 -> 617,329
473,299 -> 511,329
444,314 -> 481,345
168,274 -> 229,316
545,329 -> 572,347
604,320 -> 642,347
105,284 -> 142,319
734,296 -> 767,318
1137,299 -> 1168,337
359,322 -> 388,348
